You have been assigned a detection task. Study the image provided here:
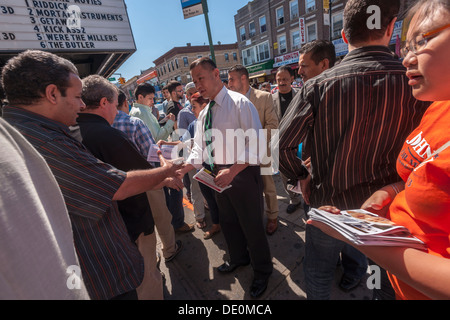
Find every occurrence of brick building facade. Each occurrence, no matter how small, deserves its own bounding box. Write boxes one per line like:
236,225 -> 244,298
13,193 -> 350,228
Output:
235,0 -> 418,84
153,43 -> 241,86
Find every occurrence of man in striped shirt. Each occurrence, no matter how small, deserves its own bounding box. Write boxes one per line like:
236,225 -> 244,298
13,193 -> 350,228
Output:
1,50 -> 182,300
278,0 -> 430,299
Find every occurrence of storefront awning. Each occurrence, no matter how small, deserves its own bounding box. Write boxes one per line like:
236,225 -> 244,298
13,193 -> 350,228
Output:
137,70 -> 158,84
249,73 -> 267,79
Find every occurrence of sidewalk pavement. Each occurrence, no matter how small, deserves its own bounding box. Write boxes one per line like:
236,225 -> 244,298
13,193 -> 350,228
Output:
157,174 -> 373,301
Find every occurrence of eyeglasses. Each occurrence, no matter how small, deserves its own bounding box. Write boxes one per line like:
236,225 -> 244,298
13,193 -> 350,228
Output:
401,23 -> 450,58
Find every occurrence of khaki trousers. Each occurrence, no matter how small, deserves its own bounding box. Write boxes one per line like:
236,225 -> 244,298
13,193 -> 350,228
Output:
188,169 -> 205,220
261,173 -> 279,220
135,232 -> 163,300
146,189 -> 177,259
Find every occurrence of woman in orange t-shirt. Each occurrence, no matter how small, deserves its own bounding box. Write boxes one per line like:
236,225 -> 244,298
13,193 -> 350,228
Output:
308,0 -> 450,300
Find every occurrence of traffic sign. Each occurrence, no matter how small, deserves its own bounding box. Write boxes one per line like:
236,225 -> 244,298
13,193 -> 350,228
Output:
181,0 -> 203,19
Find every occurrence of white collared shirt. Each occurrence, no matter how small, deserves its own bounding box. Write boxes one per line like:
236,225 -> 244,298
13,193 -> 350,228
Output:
187,86 -> 265,168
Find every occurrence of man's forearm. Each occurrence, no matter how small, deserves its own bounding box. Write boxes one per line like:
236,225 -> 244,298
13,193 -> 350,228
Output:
113,166 -> 170,200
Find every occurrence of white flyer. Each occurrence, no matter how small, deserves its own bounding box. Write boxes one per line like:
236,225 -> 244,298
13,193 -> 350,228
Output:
193,168 -> 232,193
147,144 -> 178,162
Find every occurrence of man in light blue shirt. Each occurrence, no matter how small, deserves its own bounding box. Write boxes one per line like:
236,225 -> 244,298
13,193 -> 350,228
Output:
130,84 -> 194,234
129,83 -> 175,142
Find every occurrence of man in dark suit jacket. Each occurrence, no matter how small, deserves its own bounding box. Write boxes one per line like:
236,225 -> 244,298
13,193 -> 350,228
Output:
272,66 -> 301,214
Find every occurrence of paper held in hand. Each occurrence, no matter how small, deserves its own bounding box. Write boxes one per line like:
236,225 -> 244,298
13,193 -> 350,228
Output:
193,167 -> 232,193
308,208 -> 427,250
147,144 -> 177,162
287,180 -> 302,194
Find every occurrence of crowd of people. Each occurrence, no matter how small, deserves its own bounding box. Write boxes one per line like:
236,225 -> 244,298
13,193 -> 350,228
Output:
0,0 -> 448,300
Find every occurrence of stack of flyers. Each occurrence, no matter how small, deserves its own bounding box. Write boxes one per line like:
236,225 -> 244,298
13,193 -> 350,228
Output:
308,208 -> 427,250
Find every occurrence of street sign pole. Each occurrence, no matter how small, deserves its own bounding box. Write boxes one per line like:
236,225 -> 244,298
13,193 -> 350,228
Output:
202,0 -> 216,64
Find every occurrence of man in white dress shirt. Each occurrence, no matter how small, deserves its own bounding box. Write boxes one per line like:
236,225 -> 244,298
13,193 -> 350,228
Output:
180,57 -> 273,298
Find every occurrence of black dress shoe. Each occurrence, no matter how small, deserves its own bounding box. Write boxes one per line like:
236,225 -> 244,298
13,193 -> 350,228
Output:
286,203 -> 300,214
250,278 -> 269,298
217,261 -> 249,273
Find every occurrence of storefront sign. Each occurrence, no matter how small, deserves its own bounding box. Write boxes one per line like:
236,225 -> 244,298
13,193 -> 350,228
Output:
246,60 -> 274,78
273,51 -> 299,68
299,18 -> 306,44
332,38 -> 348,57
390,20 -> 403,45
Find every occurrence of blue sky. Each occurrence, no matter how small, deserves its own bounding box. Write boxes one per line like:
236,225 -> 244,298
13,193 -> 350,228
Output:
116,0 -> 251,81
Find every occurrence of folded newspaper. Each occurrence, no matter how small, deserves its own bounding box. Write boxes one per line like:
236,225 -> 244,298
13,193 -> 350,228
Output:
308,208 -> 427,250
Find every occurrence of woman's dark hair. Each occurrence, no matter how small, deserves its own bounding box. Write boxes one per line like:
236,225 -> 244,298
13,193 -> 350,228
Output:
1,50 -> 78,106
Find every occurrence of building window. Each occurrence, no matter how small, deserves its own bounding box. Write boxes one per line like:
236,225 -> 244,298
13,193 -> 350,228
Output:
259,15 -> 266,33
225,53 -> 229,61
276,7 -> 284,26
243,47 -> 256,66
249,21 -> 256,38
171,61 -> 174,71
306,0 -> 315,13
291,29 -> 301,50
306,22 -> 317,42
242,40 -> 270,66
183,57 -> 189,67
332,11 -> 344,39
240,26 -> 246,41
175,59 -> 179,69
258,41 -> 270,61
233,52 -> 238,61
278,34 -> 287,54
290,0 -> 299,20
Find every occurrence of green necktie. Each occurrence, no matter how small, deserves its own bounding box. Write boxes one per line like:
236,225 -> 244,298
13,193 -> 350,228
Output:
204,100 -> 215,171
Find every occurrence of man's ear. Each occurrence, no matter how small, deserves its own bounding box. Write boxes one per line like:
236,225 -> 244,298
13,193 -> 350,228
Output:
45,84 -> 59,104
341,29 -> 349,44
385,17 -> 397,40
214,68 -> 220,80
320,58 -> 330,71
99,97 -> 109,109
